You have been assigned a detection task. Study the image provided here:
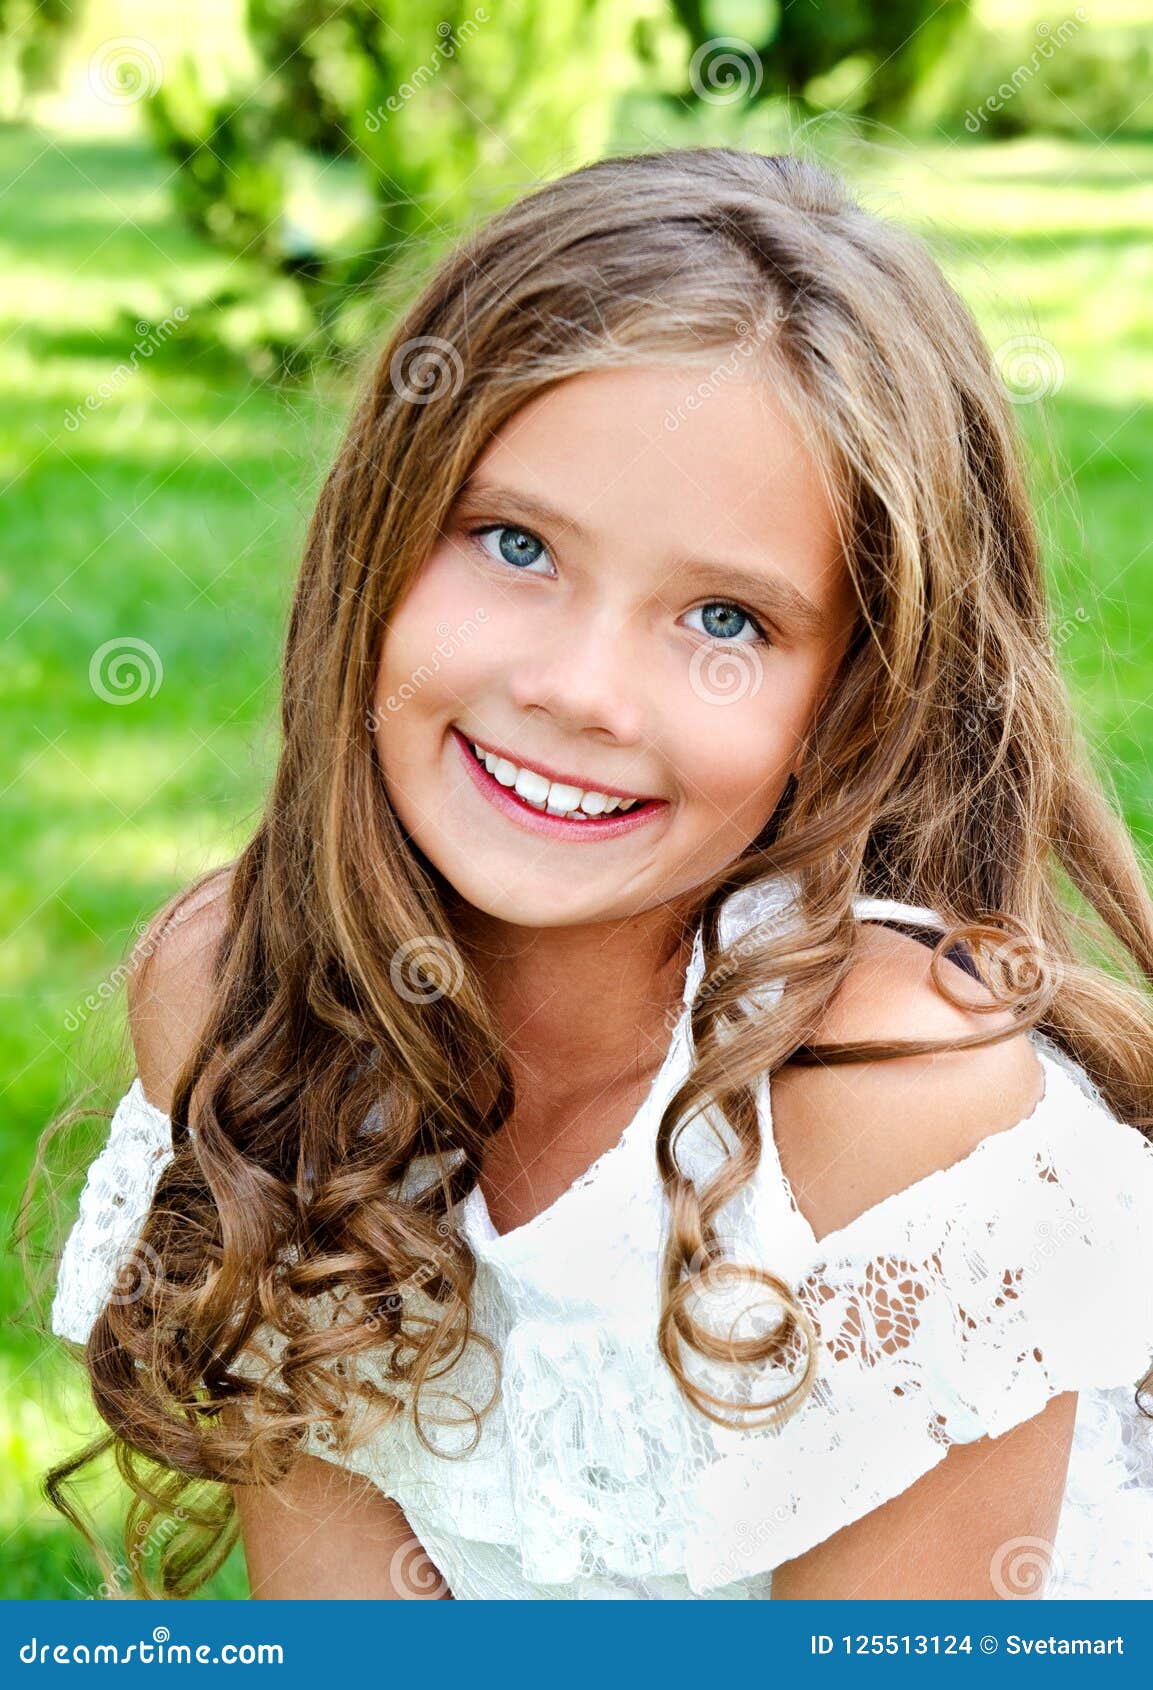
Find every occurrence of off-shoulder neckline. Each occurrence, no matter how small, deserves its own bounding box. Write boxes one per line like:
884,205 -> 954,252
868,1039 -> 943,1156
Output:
780,1031 -> 1086,1260
460,874 -> 804,1255
459,994 -> 695,1258
118,883 -> 1132,1271
459,1029 -> 1107,1265
120,1032 -> 1121,1274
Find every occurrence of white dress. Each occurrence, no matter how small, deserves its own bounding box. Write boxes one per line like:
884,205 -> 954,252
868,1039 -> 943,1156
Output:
53,874 -> 1153,1600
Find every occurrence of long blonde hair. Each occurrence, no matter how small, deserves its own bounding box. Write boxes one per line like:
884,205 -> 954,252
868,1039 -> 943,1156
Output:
43,145 -> 1153,1595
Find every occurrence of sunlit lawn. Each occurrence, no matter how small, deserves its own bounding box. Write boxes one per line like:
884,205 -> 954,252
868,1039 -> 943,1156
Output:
1,119 -> 345,1597
3,113 -> 1152,1594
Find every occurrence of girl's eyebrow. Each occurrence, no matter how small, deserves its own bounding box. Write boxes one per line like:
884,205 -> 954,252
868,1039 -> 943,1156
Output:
452,481 -> 593,542
452,479 -> 831,638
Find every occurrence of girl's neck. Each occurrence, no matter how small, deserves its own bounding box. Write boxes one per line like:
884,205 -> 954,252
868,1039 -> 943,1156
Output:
450,893 -> 697,1108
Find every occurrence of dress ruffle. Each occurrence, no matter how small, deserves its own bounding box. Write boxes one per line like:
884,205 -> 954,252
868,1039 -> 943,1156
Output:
682,1042 -> 1153,1591
51,1079 -> 173,1346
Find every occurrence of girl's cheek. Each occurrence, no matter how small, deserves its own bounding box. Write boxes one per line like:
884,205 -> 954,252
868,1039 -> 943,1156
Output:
376,548 -> 483,688
391,544 -> 523,669
676,722 -> 791,823
396,545 -> 471,629
676,657 -> 811,785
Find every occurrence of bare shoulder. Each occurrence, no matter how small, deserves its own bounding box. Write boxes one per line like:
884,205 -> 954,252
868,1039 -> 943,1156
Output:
127,863 -> 236,1113
236,1455 -> 455,1599
769,920 -> 1046,1244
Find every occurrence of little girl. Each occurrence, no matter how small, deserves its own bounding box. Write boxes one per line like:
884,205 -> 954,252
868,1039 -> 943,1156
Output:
48,146 -> 1153,1601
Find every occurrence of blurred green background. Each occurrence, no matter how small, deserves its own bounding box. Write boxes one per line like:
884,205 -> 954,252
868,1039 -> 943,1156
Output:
4,0 -> 1152,1599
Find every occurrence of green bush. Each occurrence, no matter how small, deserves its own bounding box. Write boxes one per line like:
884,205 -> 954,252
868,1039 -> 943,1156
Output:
142,0 -> 688,370
921,16 -> 1153,140
667,0 -> 969,116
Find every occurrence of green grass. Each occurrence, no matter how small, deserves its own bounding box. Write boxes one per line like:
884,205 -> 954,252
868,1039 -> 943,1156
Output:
4,114 -> 1153,1595
0,119 -> 346,1598
860,135 -> 1153,828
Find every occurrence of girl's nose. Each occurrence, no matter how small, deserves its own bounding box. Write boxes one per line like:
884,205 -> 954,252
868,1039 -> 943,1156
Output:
505,611 -> 646,745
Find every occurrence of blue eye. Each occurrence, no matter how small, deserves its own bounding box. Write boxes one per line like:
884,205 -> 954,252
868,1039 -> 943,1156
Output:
470,524 -> 552,573
684,602 -> 768,645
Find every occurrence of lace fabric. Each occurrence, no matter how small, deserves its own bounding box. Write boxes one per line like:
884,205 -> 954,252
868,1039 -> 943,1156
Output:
50,876 -> 1153,1599
51,1079 -> 173,1348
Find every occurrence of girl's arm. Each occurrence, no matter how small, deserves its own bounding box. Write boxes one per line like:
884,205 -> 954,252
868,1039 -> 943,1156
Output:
770,1390 -> 1076,1599
128,875 -> 453,1599
235,1453 -> 454,1600
768,920 -> 1078,1600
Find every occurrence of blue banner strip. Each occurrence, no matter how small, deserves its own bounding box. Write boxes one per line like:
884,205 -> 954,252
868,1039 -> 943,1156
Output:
2,1599 -> 1151,1685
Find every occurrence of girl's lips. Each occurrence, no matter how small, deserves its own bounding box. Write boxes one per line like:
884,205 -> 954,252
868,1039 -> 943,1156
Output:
451,727 -> 668,842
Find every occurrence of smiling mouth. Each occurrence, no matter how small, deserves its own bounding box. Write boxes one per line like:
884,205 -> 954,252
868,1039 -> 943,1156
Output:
452,727 -> 667,831
462,731 -> 657,817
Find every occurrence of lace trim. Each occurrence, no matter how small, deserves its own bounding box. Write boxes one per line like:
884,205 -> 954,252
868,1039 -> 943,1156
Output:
51,1079 -> 173,1345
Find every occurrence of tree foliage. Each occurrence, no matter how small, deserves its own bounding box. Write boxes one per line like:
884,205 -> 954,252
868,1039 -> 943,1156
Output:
143,0 -> 684,369
668,0 -> 968,116
0,0 -> 77,115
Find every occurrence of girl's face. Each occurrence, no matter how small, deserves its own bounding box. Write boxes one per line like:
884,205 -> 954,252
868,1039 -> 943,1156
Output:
372,363 -> 857,929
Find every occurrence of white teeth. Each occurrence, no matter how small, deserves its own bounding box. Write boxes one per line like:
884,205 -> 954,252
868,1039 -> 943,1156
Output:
469,739 -> 644,818
513,767 -> 551,806
544,782 -> 584,816
577,790 -> 609,816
